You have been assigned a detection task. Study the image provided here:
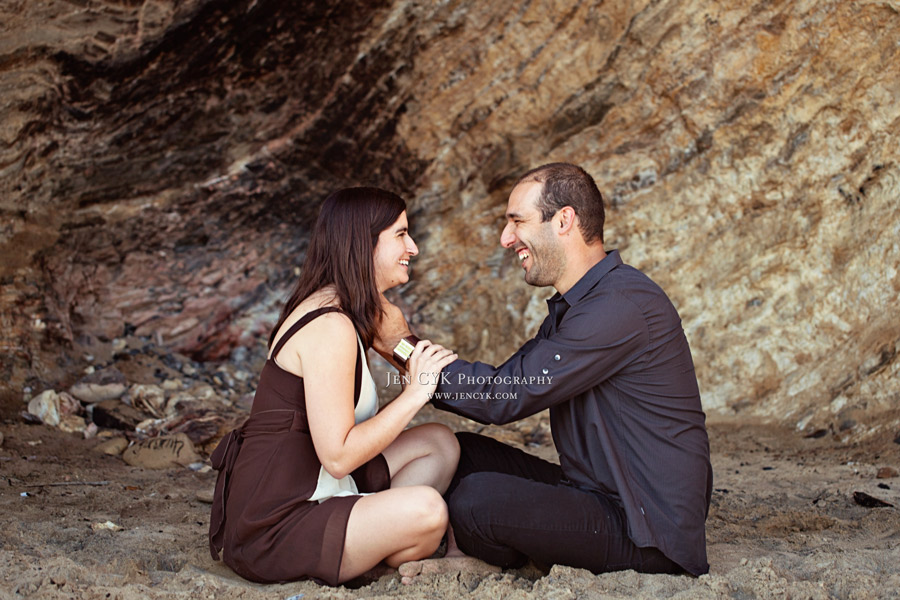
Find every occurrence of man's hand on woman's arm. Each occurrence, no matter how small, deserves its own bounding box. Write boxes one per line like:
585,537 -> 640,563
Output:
374,294 -> 415,372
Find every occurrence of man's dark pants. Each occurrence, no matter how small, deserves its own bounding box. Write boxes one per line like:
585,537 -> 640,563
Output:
446,432 -> 683,574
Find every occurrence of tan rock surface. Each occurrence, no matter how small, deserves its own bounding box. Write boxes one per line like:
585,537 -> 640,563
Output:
387,1 -> 900,437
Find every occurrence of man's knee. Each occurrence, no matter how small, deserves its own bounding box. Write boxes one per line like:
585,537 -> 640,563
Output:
454,431 -> 484,454
454,431 -> 512,467
447,473 -> 528,568
455,430 -> 501,449
448,473 -> 495,529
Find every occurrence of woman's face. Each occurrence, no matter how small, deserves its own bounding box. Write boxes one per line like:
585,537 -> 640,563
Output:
373,211 -> 419,292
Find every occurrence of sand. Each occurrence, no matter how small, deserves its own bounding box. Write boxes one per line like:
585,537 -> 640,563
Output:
1,409 -> 899,600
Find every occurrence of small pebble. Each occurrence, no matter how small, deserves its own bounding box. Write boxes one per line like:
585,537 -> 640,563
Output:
94,437 -> 129,456
162,379 -> 182,391
83,423 -> 99,439
91,521 -> 123,532
853,491 -> 893,508
876,467 -> 898,479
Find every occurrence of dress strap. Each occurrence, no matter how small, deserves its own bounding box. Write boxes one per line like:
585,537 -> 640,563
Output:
270,306 -> 345,358
269,306 -> 364,407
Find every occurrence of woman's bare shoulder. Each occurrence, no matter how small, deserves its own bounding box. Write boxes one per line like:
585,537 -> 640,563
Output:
270,288 -> 355,358
300,309 -> 355,337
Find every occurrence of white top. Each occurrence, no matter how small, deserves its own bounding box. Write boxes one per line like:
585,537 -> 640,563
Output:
307,335 -> 379,503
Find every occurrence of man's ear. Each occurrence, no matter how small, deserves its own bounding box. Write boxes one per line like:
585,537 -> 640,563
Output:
557,206 -> 577,235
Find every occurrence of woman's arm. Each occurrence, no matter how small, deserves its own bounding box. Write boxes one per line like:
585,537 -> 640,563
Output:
290,311 -> 455,480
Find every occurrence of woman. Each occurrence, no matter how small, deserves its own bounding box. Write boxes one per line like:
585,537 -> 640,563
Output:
209,187 -> 460,585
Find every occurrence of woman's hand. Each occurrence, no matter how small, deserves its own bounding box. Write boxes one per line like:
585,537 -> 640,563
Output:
405,340 -> 457,400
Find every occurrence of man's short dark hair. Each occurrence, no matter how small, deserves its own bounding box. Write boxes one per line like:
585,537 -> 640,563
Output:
516,163 -> 605,244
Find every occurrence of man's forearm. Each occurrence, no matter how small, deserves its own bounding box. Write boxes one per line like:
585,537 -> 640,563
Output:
374,295 -> 416,372
429,338 -> 550,425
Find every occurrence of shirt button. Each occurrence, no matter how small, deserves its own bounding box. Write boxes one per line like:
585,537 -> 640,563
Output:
542,368 -> 549,375
554,354 -> 561,361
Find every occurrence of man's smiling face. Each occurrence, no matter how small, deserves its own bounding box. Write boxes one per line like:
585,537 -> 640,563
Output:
500,181 -> 566,288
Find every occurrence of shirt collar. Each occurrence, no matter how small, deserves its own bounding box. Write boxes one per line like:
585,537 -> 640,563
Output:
547,249 -> 623,310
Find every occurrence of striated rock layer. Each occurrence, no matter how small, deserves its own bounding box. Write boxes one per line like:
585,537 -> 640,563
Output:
1,0 -> 898,436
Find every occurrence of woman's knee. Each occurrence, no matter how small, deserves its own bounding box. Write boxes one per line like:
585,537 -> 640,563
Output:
416,423 -> 460,457
405,485 -> 449,533
438,426 -> 461,468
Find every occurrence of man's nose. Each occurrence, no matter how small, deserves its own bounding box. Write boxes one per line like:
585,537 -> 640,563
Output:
500,223 -> 516,248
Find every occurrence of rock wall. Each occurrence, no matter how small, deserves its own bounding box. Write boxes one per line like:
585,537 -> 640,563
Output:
2,0 -> 898,435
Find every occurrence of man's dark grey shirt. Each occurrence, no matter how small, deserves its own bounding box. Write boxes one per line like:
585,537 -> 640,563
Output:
432,250 -> 712,575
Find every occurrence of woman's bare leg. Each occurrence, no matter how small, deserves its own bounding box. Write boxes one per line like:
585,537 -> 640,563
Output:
338,486 -> 448,582
397,522 -> 500,586
338,423 -> 460,583
383,426 -> 502,584
381,423 -> 460,493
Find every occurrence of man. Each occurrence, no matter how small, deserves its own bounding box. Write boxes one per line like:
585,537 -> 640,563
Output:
378,163 -> 712,576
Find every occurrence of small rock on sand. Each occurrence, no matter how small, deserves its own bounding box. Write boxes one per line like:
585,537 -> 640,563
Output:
876,467 -> 898,479
94,437 -> 130,456
122,433 -> 201,469
70,367 -> 127,403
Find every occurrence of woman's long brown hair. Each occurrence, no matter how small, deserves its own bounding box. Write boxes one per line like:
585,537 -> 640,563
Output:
269,187 -> 407,349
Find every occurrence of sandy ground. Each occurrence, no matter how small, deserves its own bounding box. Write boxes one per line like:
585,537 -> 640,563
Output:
1,407 -> 899,600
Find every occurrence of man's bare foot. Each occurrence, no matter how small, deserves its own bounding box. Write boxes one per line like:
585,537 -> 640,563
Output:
398,557 -> 501,585
444,526 -> 466,559
444,545 -> 467,559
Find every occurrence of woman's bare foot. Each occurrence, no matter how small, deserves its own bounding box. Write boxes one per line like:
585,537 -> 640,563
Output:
343,563 -> 396,587
398,557 -> 500,585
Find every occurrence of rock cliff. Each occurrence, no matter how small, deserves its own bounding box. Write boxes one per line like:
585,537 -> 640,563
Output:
2,0 -> 898,436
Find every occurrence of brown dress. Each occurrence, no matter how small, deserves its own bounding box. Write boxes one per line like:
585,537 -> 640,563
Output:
208,307 -> 391,585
